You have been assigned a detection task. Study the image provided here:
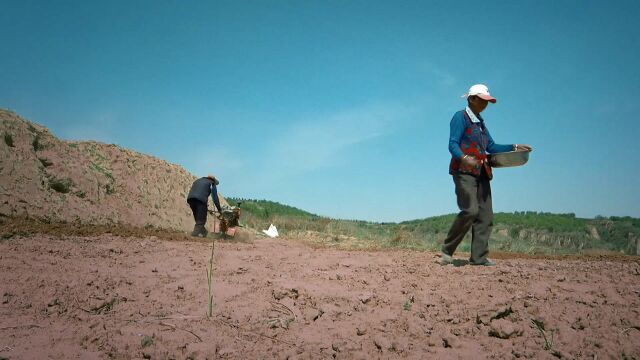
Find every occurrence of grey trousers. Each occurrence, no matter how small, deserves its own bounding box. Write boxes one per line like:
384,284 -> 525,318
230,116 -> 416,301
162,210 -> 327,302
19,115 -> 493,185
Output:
442,173 -> 493,264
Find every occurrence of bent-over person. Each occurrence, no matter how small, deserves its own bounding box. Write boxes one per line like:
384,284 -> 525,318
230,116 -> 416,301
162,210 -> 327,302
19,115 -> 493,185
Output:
187,174 -> 222,237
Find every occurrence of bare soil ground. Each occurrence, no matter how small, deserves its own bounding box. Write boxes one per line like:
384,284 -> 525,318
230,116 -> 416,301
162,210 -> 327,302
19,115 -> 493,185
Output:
1,225 -> 639,359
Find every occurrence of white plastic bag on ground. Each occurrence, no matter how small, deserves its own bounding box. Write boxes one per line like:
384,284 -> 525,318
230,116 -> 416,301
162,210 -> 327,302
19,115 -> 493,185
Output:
262,224 -> 279,238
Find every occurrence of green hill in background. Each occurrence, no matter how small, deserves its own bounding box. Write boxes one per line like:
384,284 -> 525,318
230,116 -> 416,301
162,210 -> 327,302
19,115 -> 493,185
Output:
228,198 -> 640,255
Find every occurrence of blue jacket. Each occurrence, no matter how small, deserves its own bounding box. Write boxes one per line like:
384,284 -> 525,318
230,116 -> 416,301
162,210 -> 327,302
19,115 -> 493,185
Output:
448,110 -> 513,179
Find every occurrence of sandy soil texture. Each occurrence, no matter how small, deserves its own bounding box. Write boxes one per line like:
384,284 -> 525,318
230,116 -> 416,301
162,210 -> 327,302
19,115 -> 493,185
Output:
1,233 -> 639,360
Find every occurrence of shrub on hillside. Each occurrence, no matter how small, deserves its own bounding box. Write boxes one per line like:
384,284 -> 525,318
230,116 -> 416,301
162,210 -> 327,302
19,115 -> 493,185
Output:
4,133 -> 14,147
49,177 -> 73,194
32,134 -> 45,151
38,157 -> 53,167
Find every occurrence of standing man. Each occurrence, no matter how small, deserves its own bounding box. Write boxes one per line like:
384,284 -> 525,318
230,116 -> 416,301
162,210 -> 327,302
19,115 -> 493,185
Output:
442,84 -> 532,266
187,174 -> 222,237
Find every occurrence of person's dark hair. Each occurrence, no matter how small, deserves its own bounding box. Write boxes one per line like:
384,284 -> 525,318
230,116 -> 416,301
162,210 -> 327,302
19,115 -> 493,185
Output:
467,95 -> 474,105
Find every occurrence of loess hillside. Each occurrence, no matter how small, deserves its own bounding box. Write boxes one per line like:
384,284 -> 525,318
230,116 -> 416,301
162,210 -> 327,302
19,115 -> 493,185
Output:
0,109 -> 226,231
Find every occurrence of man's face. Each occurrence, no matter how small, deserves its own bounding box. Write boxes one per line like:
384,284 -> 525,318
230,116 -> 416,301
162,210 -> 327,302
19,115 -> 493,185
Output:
469,96 -> 489,113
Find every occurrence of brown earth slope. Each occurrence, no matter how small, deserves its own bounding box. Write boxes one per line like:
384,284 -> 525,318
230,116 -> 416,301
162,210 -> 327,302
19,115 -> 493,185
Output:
0,109 -> 226,231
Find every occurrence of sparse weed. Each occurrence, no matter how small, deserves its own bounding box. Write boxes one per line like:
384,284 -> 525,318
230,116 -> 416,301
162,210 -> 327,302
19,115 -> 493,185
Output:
531,318 -> 554,351
141,335 -> 154,347
403,295 -> 414,311
90,161 -> 114,181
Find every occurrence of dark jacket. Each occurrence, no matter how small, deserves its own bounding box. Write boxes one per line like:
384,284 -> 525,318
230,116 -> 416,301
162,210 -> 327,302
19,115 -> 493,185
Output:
187,177 -> 221,212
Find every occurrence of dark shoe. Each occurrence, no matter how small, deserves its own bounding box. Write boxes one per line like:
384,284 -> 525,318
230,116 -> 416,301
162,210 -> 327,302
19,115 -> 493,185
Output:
440,253 -> 454,265
470,259 -> 497,266
191,225 -> 208,237
191,226 -> 200,237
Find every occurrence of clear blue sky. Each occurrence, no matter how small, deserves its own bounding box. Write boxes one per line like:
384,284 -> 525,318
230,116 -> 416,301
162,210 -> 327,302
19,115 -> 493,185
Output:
2,0 -> 639,221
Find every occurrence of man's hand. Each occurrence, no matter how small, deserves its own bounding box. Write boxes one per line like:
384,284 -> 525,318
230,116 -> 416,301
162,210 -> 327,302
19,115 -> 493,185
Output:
515,144 -> 533,151
461,155 -> 477,167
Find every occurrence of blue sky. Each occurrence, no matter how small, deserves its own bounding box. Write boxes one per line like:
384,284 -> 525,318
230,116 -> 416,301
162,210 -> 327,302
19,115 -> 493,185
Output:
2,0 -> 639,221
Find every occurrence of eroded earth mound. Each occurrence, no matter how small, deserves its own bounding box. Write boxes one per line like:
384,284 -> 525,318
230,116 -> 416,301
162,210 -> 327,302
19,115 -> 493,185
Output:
0,109 -> 226,231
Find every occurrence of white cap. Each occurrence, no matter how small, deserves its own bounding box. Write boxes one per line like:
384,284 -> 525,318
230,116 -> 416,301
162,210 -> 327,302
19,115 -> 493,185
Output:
463,84 -> 497,103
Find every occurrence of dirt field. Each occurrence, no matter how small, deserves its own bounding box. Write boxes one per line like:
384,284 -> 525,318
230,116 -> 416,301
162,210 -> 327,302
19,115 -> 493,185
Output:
1,230 -> 639,359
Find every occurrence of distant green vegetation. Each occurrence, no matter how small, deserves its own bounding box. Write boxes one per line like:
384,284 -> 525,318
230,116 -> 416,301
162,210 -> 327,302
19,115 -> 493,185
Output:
227,198 -> 640,255
232,198 -> 318,219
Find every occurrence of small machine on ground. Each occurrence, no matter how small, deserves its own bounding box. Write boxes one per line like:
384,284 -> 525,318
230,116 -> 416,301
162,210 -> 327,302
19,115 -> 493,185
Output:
212,204 -> 241,237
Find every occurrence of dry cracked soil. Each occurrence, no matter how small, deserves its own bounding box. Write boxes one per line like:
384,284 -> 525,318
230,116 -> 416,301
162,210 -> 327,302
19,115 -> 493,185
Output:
1,229 -> 640,360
